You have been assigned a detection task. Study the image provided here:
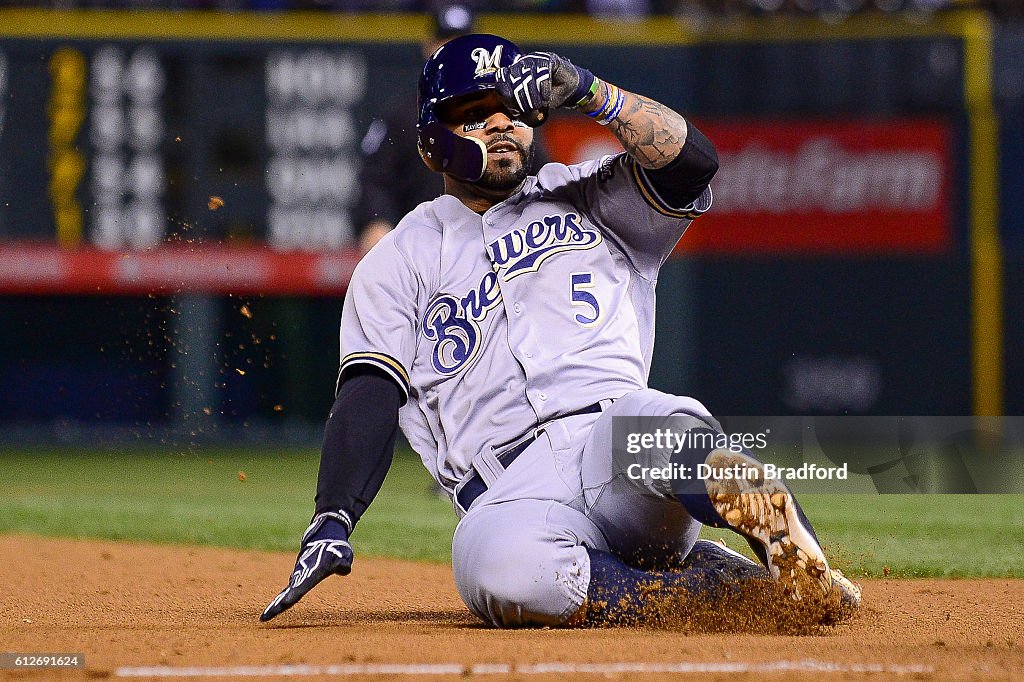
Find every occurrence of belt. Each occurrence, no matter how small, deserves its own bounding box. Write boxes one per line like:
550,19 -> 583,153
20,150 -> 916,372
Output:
455,402 -> 604,513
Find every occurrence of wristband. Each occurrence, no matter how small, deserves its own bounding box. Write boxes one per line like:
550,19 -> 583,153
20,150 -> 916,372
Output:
568,68 -> 598,109
597,86 -> 626,126
304,509 -> 353,542
586,84 -> 625,126
585,84 -> 616,120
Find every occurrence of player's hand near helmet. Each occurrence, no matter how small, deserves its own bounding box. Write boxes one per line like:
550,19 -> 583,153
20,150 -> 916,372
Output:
260,511 -> 354,622
495,52 -> 596,127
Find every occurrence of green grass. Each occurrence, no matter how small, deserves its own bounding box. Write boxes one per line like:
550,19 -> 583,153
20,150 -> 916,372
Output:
1,447 -> 1022,577
700,494 -> 1024,579
0,447 -> 457,563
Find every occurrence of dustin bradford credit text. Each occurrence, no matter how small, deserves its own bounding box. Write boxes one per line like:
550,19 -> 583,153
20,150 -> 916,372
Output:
626,462 -> 850,482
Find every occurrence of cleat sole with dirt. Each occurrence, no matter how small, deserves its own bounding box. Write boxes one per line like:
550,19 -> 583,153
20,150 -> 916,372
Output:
704,449 -> 861,611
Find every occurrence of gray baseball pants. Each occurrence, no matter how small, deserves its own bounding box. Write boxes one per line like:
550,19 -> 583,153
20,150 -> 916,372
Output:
451,388 -> 711,627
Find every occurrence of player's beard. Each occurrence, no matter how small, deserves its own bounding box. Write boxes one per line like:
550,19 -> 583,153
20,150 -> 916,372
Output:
477,136 -> 534,193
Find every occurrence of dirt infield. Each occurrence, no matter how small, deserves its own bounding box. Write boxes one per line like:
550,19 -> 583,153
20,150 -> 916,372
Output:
1,535 -> 1022,680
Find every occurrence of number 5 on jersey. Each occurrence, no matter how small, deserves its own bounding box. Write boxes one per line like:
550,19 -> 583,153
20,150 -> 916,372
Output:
570,273 -> 600,326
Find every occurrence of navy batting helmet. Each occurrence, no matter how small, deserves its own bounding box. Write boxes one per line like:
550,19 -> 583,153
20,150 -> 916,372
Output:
417,34 -> 522,182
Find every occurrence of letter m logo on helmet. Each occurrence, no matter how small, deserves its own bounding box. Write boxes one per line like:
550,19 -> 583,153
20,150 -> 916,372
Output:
471,45 -> 503,78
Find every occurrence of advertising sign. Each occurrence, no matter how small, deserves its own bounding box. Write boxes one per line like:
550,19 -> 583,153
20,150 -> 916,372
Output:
544,117 -> 952,255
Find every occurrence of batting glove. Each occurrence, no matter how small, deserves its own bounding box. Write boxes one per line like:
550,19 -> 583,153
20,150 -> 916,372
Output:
259,510 -> 354,622
495,52 -> 596,127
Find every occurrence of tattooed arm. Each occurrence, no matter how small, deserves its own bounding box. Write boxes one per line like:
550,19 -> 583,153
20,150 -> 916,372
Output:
494,53 -> 712,179
579,80 -> 689,170
578,78 -> 717,211
494,53 -> 715,203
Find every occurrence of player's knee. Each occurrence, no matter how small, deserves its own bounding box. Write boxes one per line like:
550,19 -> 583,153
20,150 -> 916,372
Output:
452,501 -> 590,628
461,551 -> 566,628
668,395 -> 712,420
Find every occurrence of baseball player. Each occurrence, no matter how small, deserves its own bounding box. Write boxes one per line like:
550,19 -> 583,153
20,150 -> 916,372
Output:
261,34 -> 861,628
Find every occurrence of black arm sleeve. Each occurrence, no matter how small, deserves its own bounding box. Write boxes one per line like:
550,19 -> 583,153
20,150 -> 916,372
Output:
313,365 -> 402,526
643,121 -> 719,209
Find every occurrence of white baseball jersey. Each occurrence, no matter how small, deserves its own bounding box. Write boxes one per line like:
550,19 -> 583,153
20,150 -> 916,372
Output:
339,153 -> 711,490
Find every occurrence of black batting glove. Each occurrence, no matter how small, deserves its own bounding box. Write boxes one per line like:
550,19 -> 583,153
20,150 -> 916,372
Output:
495,52 -> 596,127
259,510 -> 354,622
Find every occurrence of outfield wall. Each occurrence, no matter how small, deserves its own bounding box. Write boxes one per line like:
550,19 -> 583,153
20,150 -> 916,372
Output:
0,10 -> 1018,437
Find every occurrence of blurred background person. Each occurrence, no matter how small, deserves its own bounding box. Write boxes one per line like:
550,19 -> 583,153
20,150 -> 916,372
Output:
354,2 -> 550,253
353,3 -> 477,253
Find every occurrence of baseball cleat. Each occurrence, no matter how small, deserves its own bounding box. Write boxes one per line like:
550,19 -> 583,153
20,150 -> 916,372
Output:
703,449 -> 861,610
829,567 -> 863,612
684,538 -> 768,584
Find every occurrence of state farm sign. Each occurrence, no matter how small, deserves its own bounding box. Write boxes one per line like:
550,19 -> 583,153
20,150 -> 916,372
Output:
542,118 -> 952,255
714,138 -> 942,214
